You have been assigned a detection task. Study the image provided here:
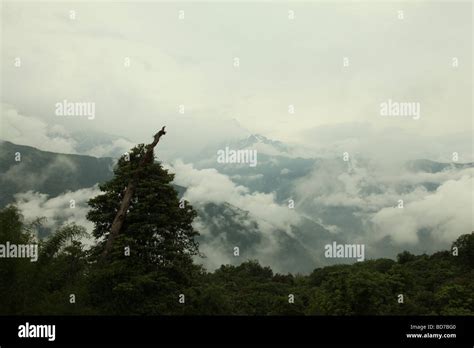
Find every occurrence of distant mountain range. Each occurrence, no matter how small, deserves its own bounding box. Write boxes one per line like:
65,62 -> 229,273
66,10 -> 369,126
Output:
406,158 -> 473,173
0,140 -> 114,207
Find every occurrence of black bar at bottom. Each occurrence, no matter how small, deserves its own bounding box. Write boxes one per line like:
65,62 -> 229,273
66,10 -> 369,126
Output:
0,316 -> 472,346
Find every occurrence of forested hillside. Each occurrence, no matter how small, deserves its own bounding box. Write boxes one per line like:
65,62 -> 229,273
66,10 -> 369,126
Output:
0,204 -> 472,315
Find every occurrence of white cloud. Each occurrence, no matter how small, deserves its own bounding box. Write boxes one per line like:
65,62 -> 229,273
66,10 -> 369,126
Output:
1,103 -> 136,158
14,186 -> 101,245
168,160 -> 300,236
293,154 -> 473,254
372,175 -> 473,245
1,103 -> 78,153
85,138 -> 135,158
1,2 -> 471,149
300,122 -> 474,163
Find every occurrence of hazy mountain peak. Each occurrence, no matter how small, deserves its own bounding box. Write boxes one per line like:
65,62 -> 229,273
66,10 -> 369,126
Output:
234,133 -> 290,154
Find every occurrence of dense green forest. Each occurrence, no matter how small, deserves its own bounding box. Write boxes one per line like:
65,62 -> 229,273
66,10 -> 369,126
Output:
0,144 -> 473,315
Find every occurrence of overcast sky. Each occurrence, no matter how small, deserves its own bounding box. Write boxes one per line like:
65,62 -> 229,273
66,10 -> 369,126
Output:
1,1 -> 472,159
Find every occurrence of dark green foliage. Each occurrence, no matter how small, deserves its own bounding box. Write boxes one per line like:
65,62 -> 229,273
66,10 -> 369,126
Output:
87,144 -> 199,264
0,206 -> 35,314
397,251 -> 416,264
452,233 -> 474,266
0,207 -> 90,314
0,199 -> 473,315
84,145 -> 201,314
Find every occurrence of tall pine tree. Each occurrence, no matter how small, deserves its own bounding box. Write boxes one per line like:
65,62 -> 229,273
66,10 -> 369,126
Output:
86,143 -> 202,314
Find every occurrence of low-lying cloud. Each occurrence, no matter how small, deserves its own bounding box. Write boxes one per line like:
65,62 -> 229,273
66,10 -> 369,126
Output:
293,155 -> 473,255
372,175 -> 473,245
169,160 -> 300,234
14,186 -> 101,245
